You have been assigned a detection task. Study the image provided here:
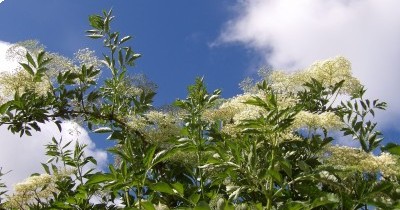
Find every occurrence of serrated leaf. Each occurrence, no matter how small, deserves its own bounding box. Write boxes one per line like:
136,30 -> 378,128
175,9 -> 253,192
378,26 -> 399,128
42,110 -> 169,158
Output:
41,163 -> 50,174
89,15 -> 104,30
0,101 -> 12,114
86,173 -> 114,185
25,52 -> 36,68
151,182 -> 175,194
171,182 -> 184,196
19,63 -> 34,76
143,145 -> 157,168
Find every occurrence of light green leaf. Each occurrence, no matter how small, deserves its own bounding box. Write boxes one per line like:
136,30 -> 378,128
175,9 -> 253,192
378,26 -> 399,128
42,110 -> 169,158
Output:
86,173 -> 113,185
151,182 -> 175,194
171,182 -> 184,196
141,201 -> 156,210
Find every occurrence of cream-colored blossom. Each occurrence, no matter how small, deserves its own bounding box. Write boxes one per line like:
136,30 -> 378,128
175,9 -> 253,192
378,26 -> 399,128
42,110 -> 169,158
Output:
126,115 -> 147,131
376,152 -> 400,177
5,173 -> 57,209
220,93 -> 264,123
126,111 -> 180,143
143,111 -> 180,143
268,56 -> 361,96
154,202 -> 170,210
322,146 -> 379,173
0,69 -> 51,99
269,70 -> 309,93
292,111 -> 343,130
74,48 -> 102,70
322,146 -> 400,177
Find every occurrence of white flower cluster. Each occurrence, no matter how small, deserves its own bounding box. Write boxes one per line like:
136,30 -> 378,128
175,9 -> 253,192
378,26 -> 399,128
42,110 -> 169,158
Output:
127,111 -> 180,143
0,69 -> 52,100
5,174 -> 56,209
74,48 -> 102,71
268,56 -> 361,95
292,111 -> 343,130
322,146 -> 400,177
199,93 -> 264,135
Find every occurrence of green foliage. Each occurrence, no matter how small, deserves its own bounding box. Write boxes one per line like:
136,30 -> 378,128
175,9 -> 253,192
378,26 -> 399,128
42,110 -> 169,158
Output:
0,8 -> 399,210
0,168 -> 8,207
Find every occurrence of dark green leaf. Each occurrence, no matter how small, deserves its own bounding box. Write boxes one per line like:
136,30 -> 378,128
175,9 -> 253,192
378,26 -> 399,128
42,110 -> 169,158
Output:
19,63 -> 34,76
382,143 -> 400,156
89,15 -> 104,30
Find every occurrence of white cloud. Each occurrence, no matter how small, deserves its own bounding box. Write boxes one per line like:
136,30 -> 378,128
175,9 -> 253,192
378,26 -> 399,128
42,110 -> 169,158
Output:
0,41 -> 108,193
219,0 -> 400,127
0,41 -> 20,73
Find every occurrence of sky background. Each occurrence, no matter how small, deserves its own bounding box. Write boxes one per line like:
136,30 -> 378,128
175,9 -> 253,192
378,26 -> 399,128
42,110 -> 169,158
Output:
0,0 -> 400,192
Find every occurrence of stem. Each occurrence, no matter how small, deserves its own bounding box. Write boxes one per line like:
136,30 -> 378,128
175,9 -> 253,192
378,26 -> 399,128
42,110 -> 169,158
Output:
266,132 -> 278,210
138,186 -> 142,209
196,122 -> 205,199
125,189 -> 130,208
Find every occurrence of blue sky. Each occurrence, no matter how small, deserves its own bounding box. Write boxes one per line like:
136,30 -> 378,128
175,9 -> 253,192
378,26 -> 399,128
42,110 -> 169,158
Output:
0,0 -> 256,106
1,0 -> 400,192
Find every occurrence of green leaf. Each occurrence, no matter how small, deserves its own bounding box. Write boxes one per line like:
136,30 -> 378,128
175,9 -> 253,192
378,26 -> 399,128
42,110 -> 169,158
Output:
41,163 -> 50,174
152,148 -> 177,165
119,36 -> 132,44
87,34 -> 103,39
141,201 -> 156,210
151,182 -> 175,194
37,51 -> 46,65
89,15 -> 104,30
19,63 -> 34,76
171,182 -> 184,196
194,201 -> 211,210
381,143 -> 400,156
93,127 -> 113,133
143,145 -> 157,168
118,49 -> 123,66
0,101 -> 12,114
107,130 -> 124,140
25,52 -> 36,68
267,169 -> 282,184
86,173 -> 114,185
189,193 -> 201,204
310,193 -> 339,208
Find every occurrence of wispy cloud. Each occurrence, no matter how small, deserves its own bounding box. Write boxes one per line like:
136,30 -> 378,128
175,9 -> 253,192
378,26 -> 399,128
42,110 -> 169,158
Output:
218,0 -> 400,127
0,41 -> 107,193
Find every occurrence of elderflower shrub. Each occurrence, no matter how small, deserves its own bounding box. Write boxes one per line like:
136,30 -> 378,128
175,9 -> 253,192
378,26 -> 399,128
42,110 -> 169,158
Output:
126,111 -> 180,144
0,69 -> 52,99
74,48 -> 102,71
5,174 -> 56,209
268,56 -> 361,95
321,146 -> 400,176
210,93 -> 264,135
292,111 -> 343,130
143,111 -> 181,143
0,41 -> 104,103
376,152 -> 400,177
